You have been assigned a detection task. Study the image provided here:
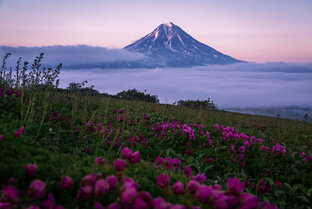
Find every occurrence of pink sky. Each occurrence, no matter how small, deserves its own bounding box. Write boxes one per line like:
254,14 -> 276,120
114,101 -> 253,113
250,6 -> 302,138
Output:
0,0 -> 312,63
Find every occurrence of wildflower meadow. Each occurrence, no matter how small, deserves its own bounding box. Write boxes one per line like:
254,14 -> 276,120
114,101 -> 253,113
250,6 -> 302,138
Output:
0,54 -> 312,208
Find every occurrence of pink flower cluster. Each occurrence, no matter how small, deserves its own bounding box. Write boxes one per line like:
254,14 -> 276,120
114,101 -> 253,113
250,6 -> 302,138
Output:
120,147 -> 141,164
77,174 -> 118,201
14,126 -> 25,138
154,156 -> 181,171
155,173 -> 277,209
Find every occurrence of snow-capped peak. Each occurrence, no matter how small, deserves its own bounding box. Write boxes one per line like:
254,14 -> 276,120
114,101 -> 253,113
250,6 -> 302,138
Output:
164,22 -> 174,27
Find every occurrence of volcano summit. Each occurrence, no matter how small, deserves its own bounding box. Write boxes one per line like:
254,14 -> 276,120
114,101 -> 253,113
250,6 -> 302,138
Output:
125,22 -> 244,67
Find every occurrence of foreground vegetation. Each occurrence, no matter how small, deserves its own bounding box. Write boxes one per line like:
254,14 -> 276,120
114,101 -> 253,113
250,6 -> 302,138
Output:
0,54 -> 312,208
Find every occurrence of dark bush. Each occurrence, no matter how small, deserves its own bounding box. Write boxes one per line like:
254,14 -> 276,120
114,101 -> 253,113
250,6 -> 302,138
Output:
176,98 -> 218,111
116,89 -> 159,103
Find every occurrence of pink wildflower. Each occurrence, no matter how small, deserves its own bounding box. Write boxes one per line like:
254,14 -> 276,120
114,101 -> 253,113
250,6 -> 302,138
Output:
275,181 -> 281,187
129,151 -> 141,164
113,159 -> 126,172
172,181 -> 184,194
24,164 -> 37,176
107,202 -> 121,209
59,176 -> 74,190
42,193 -> 55,209
94,179 -> 109,196
0,202 -> 11,209
94,201 -> 104,209
226,177 -> 244,195
133,197 -> 147,209
121,188 -> 137,206
95,157 -> 105,167
197,186 -> 212,204
157,174 -> 170,189
28,179 -> 46,199
121,147 -> 132,159
81,174 -> 96,186
192,174 -> 206,183
77,186 -> 93,201
121,177 -> 138,191
183,166 -> 192,177
106,175 -> 118,190
8,178 -> 17,185
187,180 -> 201,196
1,185 -> 19,203
138,192 -> 153,208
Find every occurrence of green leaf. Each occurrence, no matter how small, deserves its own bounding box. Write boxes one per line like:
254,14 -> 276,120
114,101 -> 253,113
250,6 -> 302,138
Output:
264,177 -> 274,186
296,195 -> 310,204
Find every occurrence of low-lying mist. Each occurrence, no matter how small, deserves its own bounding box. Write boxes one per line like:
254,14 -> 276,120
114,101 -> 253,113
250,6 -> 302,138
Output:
58,63 -> 312,108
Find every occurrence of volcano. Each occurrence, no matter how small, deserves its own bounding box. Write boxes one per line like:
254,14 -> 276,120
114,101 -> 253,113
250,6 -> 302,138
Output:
124,22 -> 244,67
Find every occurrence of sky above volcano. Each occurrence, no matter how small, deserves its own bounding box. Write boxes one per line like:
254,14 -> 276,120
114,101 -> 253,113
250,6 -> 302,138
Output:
0,0 -> 312,63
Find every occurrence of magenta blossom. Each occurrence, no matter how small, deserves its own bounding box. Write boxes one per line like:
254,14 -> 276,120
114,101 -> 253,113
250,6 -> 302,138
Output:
8,178 -> 17,185
42,193 -> 55,209
121,177 -> 138,191
24,164 -> 37,176
28,179 -> 46,199
0,202 -> 11,209
106,175 -> 118,190
95,173 -> 103,181
240,193 -> 259,209
59,176 -> 74,190
197,186 -> 212,204
107,202 -> 121,209
14,126 -> 24,138
94,201 -> 104,209
133,197 -> 147,209
95,157 -> 105,167
275,181 -> 281,187
121,147 -> 132,159
227,177 -> 245,195
157,174 -> 170,189
183,166 -> 192,177
1,185 -> 19,203
186,180 -> 201,196
94,179 -> 109,196
138,192 -> 153,208
81,174 -> 96,186
129,151 -> 141,164
170,204 -> 186,209
192,174 -> 206,183
77,186 -> 93,201
113,159 -> 126,172
121,188 -> 137,206
172,181 -> 184,195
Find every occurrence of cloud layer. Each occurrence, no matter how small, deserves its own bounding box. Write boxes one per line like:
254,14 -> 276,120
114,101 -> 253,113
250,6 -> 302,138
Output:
57,63 -> 312,109
0,45 -> 146,67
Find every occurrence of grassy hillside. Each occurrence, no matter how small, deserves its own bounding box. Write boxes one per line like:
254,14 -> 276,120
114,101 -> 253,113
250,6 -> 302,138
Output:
0,85 -> 312,209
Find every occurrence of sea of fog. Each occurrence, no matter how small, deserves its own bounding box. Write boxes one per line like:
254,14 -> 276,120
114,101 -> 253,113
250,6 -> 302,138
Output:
59,63 -> 312,122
